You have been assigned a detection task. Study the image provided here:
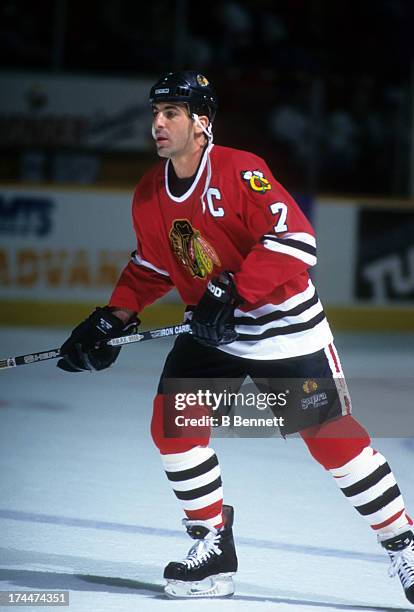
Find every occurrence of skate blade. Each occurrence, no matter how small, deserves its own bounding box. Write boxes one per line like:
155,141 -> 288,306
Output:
164,573 -> 235,599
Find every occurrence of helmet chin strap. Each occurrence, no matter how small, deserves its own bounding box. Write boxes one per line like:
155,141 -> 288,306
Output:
192,113 -> 213,143
192,113 -> 213,215
152,109 -> 213,214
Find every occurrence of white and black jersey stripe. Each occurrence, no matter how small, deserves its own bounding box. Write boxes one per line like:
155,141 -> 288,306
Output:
235,290 -> 319,327
161,447 -> 223,529
261,232 -> 317,267
331,447 -> 408,534
216,279 -> 333,360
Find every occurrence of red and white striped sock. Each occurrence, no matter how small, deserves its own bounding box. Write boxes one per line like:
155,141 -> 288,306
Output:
330,446 -> 412,537
161,446 -> 224,530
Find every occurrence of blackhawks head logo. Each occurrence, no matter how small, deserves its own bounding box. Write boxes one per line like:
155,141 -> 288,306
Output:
169,219 -> 221,278
303,379 -> 318,394
196,74 -> 209,87
241,170 -> 272,194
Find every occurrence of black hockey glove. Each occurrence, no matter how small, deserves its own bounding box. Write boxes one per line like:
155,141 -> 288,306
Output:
191,272 -> 243,347
57,307 -> 139,373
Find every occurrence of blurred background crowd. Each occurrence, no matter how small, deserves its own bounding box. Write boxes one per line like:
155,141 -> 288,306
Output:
1,0 -> 414,196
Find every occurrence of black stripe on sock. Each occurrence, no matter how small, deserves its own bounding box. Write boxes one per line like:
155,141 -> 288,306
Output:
174,476 -> 222,501
355,484 -> 401,516
165,454 -> 218,482
341,463 -> 392,498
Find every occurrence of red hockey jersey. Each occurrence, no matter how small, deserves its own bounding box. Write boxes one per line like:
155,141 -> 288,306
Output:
109,144 -> 333,359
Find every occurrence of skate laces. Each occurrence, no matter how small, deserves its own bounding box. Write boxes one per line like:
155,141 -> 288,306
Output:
180,519 -> 223,568
388,543 -> 414,588
182,534 -> 222,569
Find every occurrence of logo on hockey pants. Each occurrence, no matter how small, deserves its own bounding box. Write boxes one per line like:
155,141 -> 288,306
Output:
302,379 -> 318,394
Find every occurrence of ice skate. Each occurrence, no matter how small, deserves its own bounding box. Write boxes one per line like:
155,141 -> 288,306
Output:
164,504 -> 238,598
380,529 -> 414,604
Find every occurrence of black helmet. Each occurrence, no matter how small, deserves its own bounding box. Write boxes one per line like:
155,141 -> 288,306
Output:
149,70 -> 218,123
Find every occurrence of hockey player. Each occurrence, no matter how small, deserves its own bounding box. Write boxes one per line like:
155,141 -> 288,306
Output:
57,71 -> 414,603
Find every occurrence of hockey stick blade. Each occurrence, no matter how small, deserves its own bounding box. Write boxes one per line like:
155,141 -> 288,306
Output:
0,323 -> 191,370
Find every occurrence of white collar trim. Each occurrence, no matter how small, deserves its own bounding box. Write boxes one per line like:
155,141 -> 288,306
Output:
165,143 -> 214,203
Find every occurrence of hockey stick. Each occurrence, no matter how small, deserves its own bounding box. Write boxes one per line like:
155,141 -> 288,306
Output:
0,323 -> 191,370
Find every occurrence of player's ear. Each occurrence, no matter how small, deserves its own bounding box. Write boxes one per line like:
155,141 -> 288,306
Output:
193,114 -> 209,135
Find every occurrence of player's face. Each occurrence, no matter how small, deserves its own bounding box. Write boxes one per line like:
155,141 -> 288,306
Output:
152,103 -> 194,158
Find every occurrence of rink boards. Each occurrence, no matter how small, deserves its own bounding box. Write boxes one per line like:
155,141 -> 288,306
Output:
0,183 -> 413,330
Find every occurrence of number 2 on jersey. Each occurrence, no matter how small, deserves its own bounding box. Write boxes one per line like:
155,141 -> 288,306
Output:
269,202 -> 288,233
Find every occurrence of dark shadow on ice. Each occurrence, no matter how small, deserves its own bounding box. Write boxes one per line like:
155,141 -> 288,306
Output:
0,398 -> 69,412
0,568 -> 163,595
1,569 -> 410,611
76,573 -> 164,593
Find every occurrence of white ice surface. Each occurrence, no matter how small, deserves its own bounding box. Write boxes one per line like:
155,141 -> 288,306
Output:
0,327 -> 413,611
